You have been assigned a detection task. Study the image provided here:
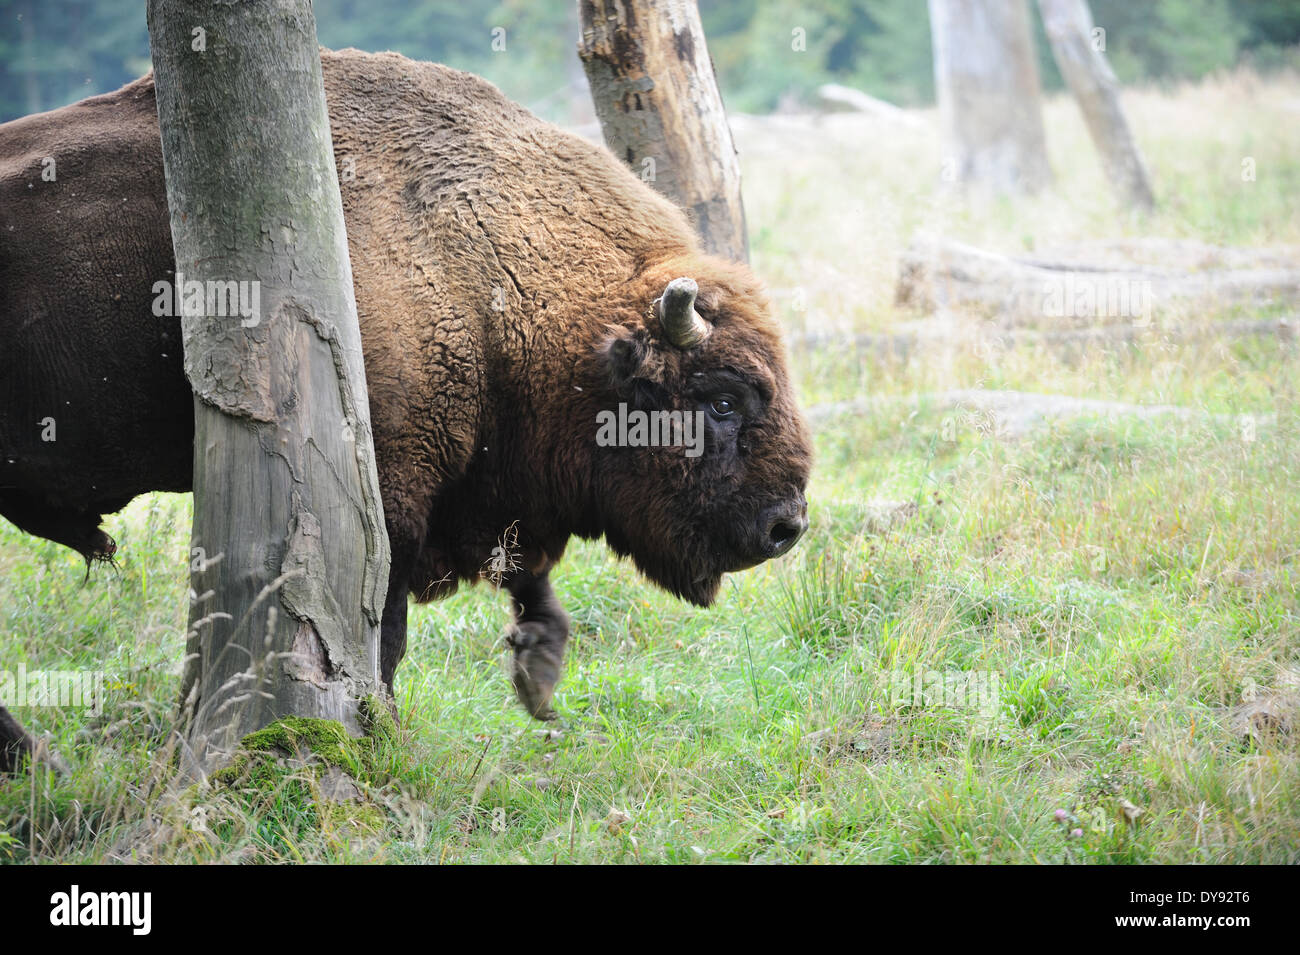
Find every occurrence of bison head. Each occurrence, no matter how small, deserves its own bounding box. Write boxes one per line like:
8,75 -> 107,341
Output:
591,261 -> 812,606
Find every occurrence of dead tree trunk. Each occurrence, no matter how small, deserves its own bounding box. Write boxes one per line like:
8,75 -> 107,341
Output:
19,0 -> 41,114
1038,0 -> 1155,211
578,0 -> 749,262
147,0 -> 390,775
928,0 -> 1052,194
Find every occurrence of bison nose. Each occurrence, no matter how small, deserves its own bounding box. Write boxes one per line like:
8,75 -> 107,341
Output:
760,500 -> 808,558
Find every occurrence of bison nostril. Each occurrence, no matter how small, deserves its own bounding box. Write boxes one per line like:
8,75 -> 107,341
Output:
752,503 -> 809,563
768,518 -> 805,554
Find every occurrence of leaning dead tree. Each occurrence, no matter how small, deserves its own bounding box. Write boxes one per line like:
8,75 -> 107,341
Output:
148,0 -> 390,773
578,0 -> 749,262
928,0 -> 1052,194
1038,0 -> 1155,211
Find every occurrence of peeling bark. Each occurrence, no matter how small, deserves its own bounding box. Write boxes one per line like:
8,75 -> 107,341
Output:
148,0 -> 390,776
578,0 -> 749,262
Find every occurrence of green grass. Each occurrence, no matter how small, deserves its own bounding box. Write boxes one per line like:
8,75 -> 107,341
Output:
1,70 -> 1298,863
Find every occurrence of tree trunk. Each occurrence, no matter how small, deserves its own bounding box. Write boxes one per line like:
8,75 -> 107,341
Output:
19,0 -> 41,115
578,0 -> 749,262
147,0 -> 390,775
1038,0 -> 1155,211
927,0 -> 1052,194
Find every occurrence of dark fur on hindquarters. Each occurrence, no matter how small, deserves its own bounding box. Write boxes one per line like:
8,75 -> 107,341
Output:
0,706 -> 35,774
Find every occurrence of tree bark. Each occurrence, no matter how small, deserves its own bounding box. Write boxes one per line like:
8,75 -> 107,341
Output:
19,0 -> 41,115
578,0 -> 749,262
147,0 -> 390,775
928,0 -> 1052,194
1038,0 -> 1155,211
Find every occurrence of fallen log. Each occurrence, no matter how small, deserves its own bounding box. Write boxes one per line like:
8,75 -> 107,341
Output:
895,235 -> 1300,325
788,315 -> 1296,360
815,83 -> 927,130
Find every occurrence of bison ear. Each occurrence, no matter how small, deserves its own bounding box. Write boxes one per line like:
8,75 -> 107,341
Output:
599,325 -> 668,410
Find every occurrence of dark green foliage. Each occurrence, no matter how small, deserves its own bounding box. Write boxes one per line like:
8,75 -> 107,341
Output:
2,0 -> 1297,122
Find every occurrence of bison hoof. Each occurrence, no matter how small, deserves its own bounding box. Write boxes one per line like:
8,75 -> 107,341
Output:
507,621 -> 564,721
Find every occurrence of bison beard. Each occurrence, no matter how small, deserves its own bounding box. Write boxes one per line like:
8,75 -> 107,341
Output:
0,49 -> 811,741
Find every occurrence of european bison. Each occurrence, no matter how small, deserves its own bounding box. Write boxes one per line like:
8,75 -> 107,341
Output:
0,49 -> 810,768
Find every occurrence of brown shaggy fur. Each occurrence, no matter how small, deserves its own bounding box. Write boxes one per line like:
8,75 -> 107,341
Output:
0,49 -> 811,728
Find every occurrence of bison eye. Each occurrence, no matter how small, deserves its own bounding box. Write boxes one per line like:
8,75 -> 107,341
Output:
709,397 -> 736,418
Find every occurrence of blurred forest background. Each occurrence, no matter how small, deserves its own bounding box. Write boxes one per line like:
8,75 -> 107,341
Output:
3,0 -> 1299,123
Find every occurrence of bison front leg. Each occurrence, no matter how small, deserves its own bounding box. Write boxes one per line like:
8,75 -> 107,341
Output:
506,570 -> 569,721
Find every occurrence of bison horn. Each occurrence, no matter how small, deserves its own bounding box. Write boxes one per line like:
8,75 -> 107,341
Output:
657,277 -> 710,348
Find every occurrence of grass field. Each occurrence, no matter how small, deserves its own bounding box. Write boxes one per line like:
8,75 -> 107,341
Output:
1,69 -> 1297,863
